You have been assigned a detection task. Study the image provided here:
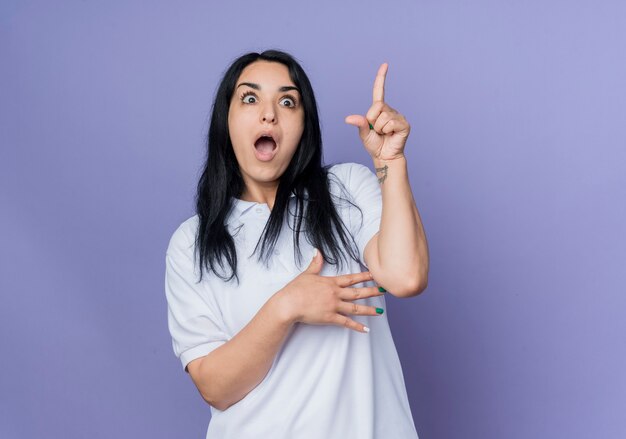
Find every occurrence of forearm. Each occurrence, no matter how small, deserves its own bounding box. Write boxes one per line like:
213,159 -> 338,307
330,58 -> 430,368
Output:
372,156 -> 429,295
190,292 -> 294,411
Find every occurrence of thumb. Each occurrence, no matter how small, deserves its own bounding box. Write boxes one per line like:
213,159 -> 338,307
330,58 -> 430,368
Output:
303,248 -> 324,274
345,115 -> 371,140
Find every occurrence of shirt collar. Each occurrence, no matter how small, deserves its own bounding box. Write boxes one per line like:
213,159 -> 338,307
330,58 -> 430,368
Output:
226,191 -> 298,226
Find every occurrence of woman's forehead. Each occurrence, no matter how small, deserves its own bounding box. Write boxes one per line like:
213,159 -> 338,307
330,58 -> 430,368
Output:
236,61 -> 296,90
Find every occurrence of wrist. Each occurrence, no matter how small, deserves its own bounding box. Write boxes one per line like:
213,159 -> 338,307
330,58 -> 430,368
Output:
372,154 -> 407,168
372,155 -> 407,184
270,289 -> 298,326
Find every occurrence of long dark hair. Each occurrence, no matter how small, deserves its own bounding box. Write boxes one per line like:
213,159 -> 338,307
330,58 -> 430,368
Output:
195,49 -> 360,283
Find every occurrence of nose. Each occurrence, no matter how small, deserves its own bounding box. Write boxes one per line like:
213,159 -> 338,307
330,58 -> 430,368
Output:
260,104 -> 276,124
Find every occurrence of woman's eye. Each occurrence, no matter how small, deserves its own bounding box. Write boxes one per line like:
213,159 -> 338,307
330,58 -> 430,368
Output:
280,97 -> 296,107
242,94 -> 256,104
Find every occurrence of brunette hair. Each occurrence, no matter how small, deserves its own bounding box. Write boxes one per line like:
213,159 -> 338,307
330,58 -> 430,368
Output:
195,49 -> 360,282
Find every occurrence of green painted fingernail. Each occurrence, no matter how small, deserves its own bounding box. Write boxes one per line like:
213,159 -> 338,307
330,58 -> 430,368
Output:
378,287 -> 387,293
369,122 -> 374,130
376,308 -> 384,315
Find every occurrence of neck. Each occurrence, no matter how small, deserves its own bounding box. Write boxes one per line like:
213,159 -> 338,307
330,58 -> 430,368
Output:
239,183 -> 278,210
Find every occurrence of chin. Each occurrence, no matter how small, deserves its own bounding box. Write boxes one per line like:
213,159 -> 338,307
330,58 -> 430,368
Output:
243,164 -> 284,182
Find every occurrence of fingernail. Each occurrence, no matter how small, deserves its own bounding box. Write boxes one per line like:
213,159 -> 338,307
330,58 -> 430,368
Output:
376,308 -> 384,315
368,122 -> 374,130
378,287 -> 387,293
363,326 -> 370,333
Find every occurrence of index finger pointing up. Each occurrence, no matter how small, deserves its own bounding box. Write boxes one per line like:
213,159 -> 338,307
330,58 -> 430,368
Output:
372,63 -> 388,103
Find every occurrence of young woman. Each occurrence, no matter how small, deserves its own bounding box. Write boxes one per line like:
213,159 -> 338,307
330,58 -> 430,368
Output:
165,49 -> 429,438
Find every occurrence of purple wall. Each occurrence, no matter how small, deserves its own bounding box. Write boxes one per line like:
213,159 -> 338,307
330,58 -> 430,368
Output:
2,1 -> 625,438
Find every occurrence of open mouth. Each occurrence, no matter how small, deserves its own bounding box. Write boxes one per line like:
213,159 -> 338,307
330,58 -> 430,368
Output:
254,135 -> 278,161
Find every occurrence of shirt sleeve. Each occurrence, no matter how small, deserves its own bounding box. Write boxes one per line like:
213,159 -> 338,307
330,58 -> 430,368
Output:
165,221 -> 230,371
331,163 -> 383,267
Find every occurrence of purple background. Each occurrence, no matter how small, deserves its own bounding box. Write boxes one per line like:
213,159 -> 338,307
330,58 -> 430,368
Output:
2,1 -> 625,438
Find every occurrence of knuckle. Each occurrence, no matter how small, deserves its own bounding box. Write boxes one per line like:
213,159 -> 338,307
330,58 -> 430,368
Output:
327,295 -> 339,309
328,286 -> 338,297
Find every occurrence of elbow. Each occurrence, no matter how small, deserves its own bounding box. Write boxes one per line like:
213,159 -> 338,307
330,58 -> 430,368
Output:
207,399 -> 230,412
188,359 -> 232,411
395,276 -> 428,298
414,275 -> 428,296
375,255 -> 429,298
199,383 -> 242,412
382,269 -> 428,298
199,391 -> 216,408
197,386 -> 219,409
200,391 -> 231,411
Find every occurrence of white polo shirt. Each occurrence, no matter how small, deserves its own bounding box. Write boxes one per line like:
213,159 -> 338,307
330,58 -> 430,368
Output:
165,162 -> 419,439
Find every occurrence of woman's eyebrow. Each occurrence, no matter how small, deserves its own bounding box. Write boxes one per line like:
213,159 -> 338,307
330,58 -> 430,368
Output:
236,82 -> 300,93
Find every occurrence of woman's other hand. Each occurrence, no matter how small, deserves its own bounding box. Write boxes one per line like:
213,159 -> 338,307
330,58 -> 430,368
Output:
344,63 -> 411,161
275,249 -> 385,333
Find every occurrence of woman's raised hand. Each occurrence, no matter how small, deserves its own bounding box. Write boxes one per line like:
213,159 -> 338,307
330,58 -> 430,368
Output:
345,63 -> 411,161
275,249 -> 385,333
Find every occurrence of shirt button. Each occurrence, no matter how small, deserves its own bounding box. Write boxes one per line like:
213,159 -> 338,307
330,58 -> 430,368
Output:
255,207 -> 262,214
274,250 -> 280,255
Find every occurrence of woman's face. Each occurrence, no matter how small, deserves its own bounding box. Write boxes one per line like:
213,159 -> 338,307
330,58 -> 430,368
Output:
228,60 -> 305,199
